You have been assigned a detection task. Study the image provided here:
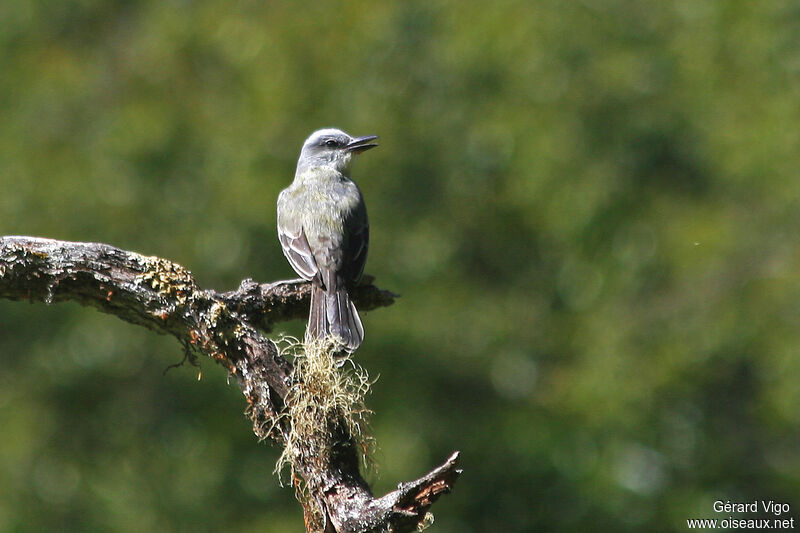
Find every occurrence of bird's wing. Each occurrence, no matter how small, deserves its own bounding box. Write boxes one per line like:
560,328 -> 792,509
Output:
342,195 -> 369,284
347,220 -> 369,283
278,225 -> 318,280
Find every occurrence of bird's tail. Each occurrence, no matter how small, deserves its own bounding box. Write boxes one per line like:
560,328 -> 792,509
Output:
307,284 -> 364,352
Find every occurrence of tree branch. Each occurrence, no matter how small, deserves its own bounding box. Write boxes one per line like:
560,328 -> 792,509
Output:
0,236 -> 460,532
217,275 -> 398,333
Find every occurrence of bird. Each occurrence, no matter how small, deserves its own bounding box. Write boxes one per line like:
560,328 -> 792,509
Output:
277,128 -> 377,353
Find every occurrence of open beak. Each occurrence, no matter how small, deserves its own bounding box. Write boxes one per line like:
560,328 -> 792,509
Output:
346,135 -> 379,153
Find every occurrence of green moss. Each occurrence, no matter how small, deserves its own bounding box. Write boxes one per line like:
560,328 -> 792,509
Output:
275,336 -> 374,497
135,256 -> 197,305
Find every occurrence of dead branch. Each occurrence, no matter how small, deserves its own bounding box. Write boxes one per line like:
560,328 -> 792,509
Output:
0,235 -> 460,533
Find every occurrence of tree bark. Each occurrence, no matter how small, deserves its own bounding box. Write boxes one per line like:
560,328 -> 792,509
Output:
0,236 -> 460,533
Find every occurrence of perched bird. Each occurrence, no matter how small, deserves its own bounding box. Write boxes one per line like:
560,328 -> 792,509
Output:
277,128 -> 377,352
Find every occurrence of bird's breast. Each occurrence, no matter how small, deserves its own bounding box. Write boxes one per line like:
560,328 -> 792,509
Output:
279,177 -> 362,241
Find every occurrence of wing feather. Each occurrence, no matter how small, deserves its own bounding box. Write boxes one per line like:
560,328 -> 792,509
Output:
277,226 -> 318,280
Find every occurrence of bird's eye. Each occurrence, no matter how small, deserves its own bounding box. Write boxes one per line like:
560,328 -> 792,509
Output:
324,139 -> 338,147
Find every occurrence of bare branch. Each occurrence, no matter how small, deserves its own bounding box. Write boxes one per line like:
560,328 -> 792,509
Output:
333,452 -> 462,533
0,236 -> 458,533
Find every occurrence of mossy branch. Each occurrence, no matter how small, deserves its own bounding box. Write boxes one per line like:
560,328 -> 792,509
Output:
0,236 -> 460,533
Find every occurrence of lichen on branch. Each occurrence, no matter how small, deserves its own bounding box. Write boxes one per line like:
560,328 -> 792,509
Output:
275,337 -> 375,528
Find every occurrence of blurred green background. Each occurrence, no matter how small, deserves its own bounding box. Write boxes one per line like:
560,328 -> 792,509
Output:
2,0 -> 800,531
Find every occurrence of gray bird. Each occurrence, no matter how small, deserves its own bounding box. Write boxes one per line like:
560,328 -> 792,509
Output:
277,128 -> 377,352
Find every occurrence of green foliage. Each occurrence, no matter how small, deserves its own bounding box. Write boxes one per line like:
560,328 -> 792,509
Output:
2,0 -> 800,531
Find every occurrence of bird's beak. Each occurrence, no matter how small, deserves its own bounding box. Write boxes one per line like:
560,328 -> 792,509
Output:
346,135 -> 379,153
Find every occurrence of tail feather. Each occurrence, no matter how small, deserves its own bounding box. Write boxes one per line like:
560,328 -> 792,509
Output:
308,284 -> 327,342
307,284 -> 364,352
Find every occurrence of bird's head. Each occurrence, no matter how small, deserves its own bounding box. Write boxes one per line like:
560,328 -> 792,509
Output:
297,128 -> 378,175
